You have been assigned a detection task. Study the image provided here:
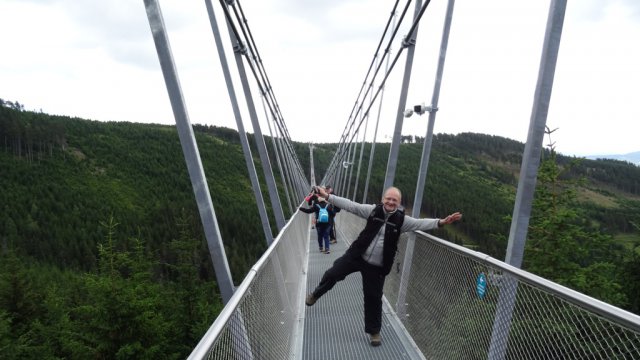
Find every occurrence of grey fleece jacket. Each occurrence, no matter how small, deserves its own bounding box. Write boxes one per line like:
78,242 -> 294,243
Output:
327,194 -> 440,267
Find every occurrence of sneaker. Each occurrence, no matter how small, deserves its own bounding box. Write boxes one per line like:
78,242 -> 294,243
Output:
370,333 -> 382,346
319,247 -> 324,252
330,239 -> 337,244
324,250 -> 330,254
305,293 -> 317,306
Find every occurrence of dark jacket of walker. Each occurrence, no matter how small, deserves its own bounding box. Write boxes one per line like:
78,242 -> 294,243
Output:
346,204 -> 405,275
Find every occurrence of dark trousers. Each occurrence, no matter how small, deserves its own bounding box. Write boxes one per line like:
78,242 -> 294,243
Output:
329,220 -> 337,240
312,252 -> 386,334
316,224 -> 330,250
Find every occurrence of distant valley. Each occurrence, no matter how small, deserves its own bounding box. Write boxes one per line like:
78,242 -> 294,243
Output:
585,151 -> 640,166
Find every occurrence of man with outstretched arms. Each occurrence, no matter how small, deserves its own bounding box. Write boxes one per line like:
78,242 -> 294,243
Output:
305,185 -> 462,347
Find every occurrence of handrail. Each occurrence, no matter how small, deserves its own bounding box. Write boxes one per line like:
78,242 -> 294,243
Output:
188,207 -> 305,359
188,269 -> 257,359
417,231 -> 640,333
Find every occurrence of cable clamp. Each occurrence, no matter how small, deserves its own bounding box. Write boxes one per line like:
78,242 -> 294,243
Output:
233,41 -> 248,55
402,36 -> 416,48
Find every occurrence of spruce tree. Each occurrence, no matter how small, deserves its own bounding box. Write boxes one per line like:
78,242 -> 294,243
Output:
524,128 -> 626,307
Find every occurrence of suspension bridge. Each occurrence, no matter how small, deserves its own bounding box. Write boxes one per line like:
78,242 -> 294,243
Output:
141,0 -> 640,358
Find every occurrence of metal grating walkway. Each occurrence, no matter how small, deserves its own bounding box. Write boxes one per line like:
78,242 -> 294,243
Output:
300,216 -> 424,359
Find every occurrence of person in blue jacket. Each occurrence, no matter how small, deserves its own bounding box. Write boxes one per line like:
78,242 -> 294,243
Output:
299,196 -> 337,254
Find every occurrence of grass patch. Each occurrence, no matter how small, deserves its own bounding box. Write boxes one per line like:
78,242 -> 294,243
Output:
576,188 -> 619,208
613,233 -> 640,251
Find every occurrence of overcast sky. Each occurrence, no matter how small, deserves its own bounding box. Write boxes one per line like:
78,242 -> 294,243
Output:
1,0 -> 638,157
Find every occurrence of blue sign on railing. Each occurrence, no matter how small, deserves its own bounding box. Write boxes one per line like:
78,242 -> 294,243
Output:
476,272 -> 487,299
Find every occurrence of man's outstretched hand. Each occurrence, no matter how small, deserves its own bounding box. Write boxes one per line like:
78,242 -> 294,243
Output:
439,212 -> 462,226
315,186 -> 329,198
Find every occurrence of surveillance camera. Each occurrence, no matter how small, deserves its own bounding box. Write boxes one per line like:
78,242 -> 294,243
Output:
403,108 -> 414,118
413,103 -> 433,115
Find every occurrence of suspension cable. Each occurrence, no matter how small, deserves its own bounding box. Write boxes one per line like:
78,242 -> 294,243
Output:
327,0 -> 415,181
328,0 -> 434,185
220,0 -> 308,194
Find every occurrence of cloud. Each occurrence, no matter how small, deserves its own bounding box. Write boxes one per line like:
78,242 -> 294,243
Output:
30,0 -> 197,70
0,0 -> 638,156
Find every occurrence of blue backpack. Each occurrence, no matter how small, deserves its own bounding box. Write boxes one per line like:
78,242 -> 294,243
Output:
316,203 -> 329,223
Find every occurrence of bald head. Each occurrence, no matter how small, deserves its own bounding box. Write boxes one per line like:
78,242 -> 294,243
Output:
381,187 -> 402,212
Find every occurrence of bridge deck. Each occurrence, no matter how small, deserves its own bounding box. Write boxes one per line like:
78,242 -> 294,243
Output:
299,218 -> 423,359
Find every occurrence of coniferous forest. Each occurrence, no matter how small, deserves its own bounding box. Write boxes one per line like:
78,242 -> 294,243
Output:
1,102 -> 639,358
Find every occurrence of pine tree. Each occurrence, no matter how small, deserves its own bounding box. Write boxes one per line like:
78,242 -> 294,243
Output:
0,250 -> 43,357
621,221 -> 640,313
163,209 -> 222,355
524,128 -> 627,306
72,216 -> 177,359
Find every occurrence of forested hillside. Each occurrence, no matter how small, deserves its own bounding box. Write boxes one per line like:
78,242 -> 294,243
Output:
0,106 -> 279,278
313,133 -> 640,252
0,106 -> 283,358
1,104 -> 639,357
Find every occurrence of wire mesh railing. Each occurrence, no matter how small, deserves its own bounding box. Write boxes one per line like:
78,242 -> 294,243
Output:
341,212 -> 640,359
190,210 -> 640,359
188,210 -> 309,360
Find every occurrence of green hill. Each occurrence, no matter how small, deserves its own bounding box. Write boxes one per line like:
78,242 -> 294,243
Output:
0,106 -> 277,278
313,133 -> 640,252
1,104 -> 639,357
